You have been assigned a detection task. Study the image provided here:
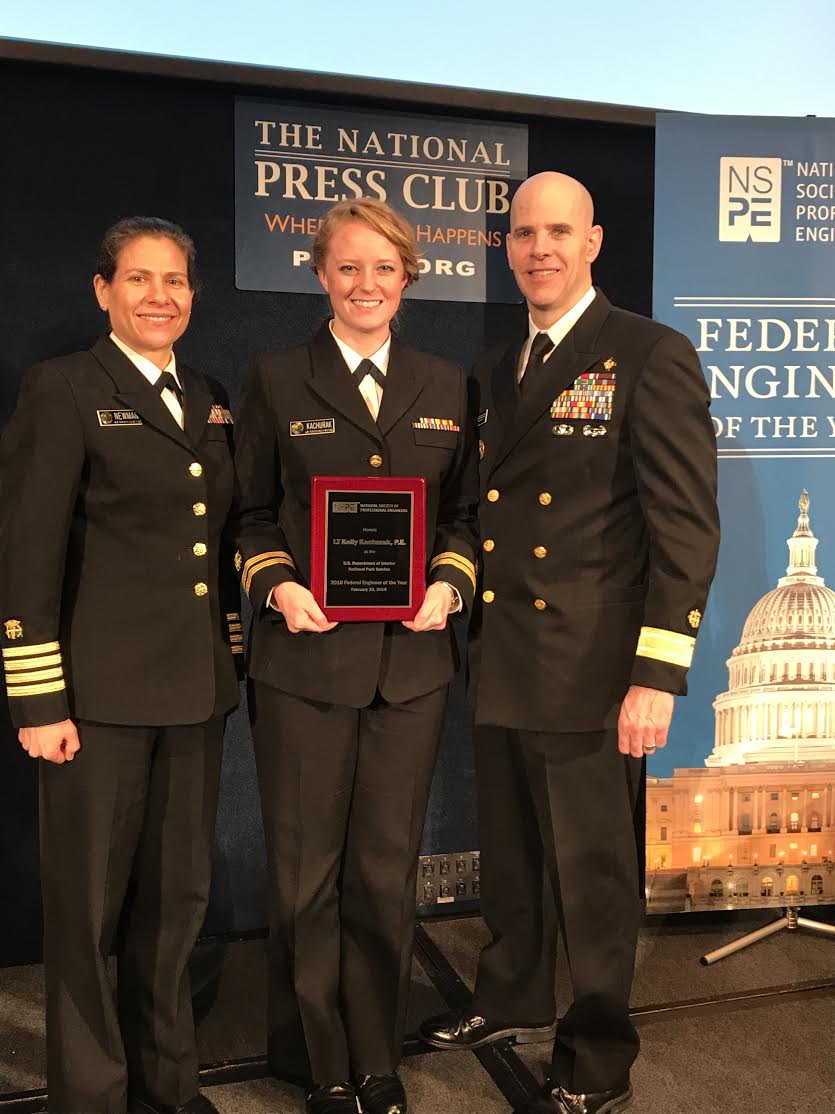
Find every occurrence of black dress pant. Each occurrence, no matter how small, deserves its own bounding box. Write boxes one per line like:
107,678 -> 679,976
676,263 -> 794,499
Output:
39,718 -> 225,1114
471,726 -> 642,1093
250,680 -> 447,1083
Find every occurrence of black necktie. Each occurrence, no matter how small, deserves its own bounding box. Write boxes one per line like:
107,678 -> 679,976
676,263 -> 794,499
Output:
353,359 -> 387,390
520,332 -> 554,396
154,370 -> 184,408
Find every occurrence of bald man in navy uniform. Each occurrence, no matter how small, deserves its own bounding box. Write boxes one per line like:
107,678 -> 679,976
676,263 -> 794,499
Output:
421,173 -> 719,1114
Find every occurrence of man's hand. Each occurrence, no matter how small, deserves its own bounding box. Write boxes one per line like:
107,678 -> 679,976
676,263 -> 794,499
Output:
19,720 -> 81,764
402,582 -> 454,632
617,685 -> 674,759
271,582 -> 338,634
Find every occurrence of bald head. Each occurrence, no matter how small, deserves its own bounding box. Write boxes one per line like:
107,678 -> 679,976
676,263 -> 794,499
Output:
506,171 -> 603,327
510,172 -> 595,228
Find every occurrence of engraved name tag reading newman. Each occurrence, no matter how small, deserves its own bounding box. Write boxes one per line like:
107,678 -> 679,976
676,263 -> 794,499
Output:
97,409 -> 143,427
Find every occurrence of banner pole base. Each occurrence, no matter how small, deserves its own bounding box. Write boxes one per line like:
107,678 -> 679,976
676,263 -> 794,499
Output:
700,907 -> 835,965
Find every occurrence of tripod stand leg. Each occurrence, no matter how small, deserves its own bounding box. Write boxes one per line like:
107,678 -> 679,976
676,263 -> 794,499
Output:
700,916 -> 789,965
796,917 -> 835,937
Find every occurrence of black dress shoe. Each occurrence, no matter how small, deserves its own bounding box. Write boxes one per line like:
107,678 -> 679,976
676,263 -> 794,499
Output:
129,1095 -> 220,1114
419,1008 -> 556,1050
356,1073 -> 407,1114
516,1081 -> 632,1114
513,1090 -> 563,1114
306,1082 -> 359,1113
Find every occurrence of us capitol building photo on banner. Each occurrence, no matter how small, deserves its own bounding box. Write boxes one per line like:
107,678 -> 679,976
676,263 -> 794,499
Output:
646,491 -> 835,913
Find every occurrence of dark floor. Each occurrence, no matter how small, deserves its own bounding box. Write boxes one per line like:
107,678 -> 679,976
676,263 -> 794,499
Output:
1,912 -> 833,1112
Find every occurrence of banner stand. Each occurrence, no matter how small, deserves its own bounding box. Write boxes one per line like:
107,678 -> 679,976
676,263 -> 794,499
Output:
700,905 -> 835,965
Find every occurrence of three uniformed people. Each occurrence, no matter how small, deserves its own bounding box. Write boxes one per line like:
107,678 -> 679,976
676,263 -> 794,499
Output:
234,197 -> 479,1114
3,181 -> 718,1114
1,218 -> 240,1114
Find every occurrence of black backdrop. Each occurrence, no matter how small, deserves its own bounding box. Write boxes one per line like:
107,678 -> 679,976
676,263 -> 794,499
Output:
0,56 -> 654,964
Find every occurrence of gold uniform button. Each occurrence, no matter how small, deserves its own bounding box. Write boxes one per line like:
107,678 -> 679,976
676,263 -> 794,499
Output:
538,492 -> 552,506
487,488 -> 500,502
483,539 -> 495,552
192,502 -> 207,517
482,589 -> 495,604
369,454 -> 383,468
193,542 -> 207,557
534,598 -> 547,610
189,462 -> 203,477
534,546 -> 547,559
194,582 -> 208,597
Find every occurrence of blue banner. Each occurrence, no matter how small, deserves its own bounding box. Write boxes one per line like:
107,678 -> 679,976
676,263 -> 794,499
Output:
235,99 -> 528,302
649,113 -> 835,913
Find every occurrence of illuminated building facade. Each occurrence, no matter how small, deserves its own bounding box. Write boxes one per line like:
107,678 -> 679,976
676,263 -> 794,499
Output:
646,493 -> 835,912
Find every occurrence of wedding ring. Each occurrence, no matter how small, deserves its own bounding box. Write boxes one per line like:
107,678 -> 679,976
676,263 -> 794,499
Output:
643,742 -> 657,752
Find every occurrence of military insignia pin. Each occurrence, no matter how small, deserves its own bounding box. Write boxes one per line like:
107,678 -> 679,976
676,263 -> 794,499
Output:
582,423 -> 607,438
234,551 -> 243,573
553,424 -> 574,437
688,608 -> 702,629
603,357 -> 617,371
4,619 -> 23,640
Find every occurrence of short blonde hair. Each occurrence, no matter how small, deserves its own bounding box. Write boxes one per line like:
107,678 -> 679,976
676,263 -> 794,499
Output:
312,198 -> 420,286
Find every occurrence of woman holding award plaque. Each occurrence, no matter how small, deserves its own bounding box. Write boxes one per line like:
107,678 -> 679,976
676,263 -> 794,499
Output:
235,197 -> 479,1114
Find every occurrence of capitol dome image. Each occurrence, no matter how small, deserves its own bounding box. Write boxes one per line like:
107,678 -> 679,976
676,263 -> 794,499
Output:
645,491 -> 835,913
710,491 -> 835,766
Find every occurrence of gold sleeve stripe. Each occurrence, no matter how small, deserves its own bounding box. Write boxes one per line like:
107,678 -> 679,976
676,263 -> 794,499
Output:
6,679 -> 67,697
4,653 -> 63,672
228,622 -> 243,632
226,612 -> 241,620
231,645 -> 244,654
429,552 -> 477,591
230,635 -> 244,644
242,552 -> 295,595
241,550 -> 295,579
2,641 -> 61,660
635,626 -> 696,669
7,667 -> 65,684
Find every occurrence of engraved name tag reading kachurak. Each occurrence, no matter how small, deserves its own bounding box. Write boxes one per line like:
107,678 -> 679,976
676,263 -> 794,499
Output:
290,418 -> 336,437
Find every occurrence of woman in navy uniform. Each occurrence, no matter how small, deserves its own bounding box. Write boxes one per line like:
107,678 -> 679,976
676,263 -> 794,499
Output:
0,218 -> 240,1114
235,198 -> 479,1114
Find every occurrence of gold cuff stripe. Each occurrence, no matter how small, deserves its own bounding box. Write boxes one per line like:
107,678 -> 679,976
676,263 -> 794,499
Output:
230,636 -> 244,644
429,552 -> 477,591
635,626 -> 696,669
242,553 -> 295,596
7,667 -> 65,684
228,622 -> 243,632
5,653 -> 63,672
226,612 -> 241,620
231,645 -> 244,654
2,641 -> 61,659
6,679 -> 67,697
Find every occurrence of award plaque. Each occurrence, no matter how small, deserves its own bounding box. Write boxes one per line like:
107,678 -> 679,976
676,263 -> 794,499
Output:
311,476 -> 426,621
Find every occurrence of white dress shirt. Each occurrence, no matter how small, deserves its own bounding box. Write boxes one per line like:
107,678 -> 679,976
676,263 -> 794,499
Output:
329,322 -> 391,421
518,286 -> 596,383
110,332 -> 185,429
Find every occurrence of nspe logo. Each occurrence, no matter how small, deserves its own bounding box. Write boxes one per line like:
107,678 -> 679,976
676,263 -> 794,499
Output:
719,157 -> 782,242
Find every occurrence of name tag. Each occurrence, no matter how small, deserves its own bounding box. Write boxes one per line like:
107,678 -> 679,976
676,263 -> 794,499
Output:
98,409 -> 142,427
290,418 -> 336,436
